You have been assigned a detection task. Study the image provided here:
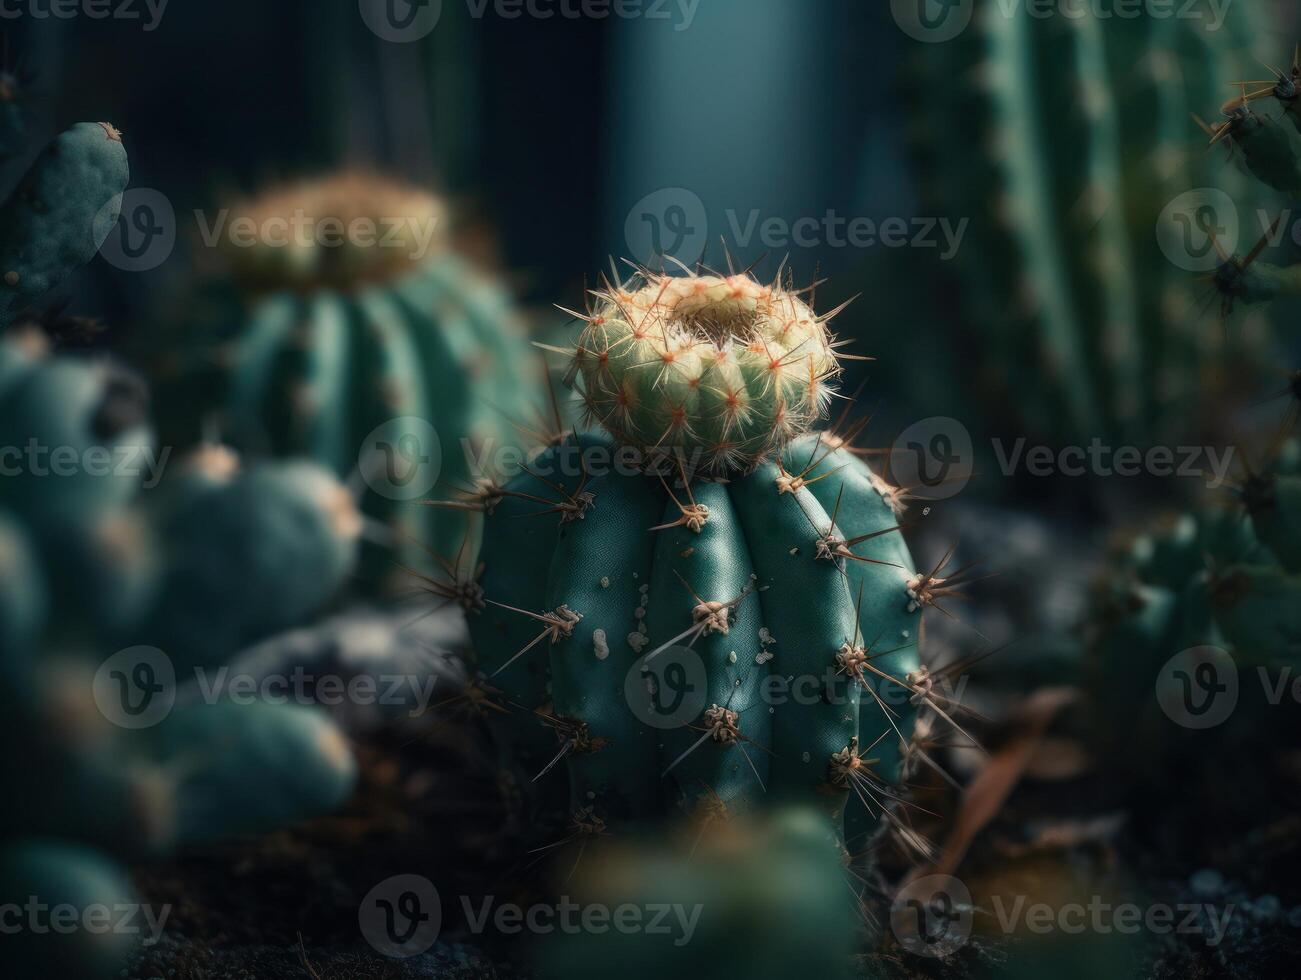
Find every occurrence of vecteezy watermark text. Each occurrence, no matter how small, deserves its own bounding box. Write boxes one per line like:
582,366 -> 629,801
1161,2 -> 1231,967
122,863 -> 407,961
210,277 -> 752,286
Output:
0,441 -> 170,489
992,437 -> 1235,489
193,208 -> 441,261
0,897 -> 171,946
0,0 -> 169,31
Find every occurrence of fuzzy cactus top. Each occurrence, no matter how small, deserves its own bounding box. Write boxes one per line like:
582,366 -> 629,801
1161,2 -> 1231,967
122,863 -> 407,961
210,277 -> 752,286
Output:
568,271 -> 845,474
217,173 -> 449,294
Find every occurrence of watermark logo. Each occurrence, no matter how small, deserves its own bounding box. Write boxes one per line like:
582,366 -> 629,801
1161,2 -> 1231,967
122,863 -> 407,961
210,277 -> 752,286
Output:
1156,645 -> 1238,729
890,417 -> 973,501
360,875 -> 442,958
891,874 -> 974,957
625,187 -> 708,269
358,0 -> 443,41
890,0 -> 973,43
0,0 -> 170,31
93,646 -> 176,729
96,188 -> 177,272
360,417 -> 443,501
624,644 -> 708,730
93,647 -> 443,729
1156,188 -> 1239,273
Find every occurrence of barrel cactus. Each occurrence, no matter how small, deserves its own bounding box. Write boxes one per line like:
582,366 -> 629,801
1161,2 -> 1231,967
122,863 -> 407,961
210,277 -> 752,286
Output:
434,269 -> 964,868
158,173 -> 543,574
904,0 -> 1275,446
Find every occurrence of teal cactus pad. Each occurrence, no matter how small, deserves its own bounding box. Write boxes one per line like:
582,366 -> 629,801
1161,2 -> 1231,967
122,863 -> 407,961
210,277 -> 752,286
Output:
144,453 -> 362,669
0,122 -> 128,328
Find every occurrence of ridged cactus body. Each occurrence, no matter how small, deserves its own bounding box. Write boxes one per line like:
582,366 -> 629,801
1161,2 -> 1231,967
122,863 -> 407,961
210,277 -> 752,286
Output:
909,3 -> 1269,443
0,122 -> 127,328
457,273 -> 927,851
177,174 -> 542,568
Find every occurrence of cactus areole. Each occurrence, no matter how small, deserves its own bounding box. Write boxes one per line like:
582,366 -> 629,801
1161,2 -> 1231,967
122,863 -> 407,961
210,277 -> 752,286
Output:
452,270 -> 936,851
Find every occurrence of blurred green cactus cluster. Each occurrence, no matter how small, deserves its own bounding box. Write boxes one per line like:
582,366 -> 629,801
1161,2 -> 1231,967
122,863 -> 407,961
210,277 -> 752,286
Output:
0,117 -> 361,980
906,0 -> 1276,446
150,172 -> 545,581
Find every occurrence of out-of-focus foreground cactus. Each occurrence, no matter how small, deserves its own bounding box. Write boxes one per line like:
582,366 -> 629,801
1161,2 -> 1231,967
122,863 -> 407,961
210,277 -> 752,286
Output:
0,115 -> 361,979
904,0 -> 1275,447
150,173 -> 544,576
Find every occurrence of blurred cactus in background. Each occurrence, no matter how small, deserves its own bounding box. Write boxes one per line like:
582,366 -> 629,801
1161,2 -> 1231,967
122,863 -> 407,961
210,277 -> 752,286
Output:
899,0 -> 1279,449
147,173 -> 544,584
0,105 -> 362,979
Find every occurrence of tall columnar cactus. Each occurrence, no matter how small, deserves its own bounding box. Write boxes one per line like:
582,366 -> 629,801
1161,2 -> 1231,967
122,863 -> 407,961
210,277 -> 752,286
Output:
159,173 -> 543,572
436,270 -> 961,861
906,1 -> 1272,445
0,122 -> 127,327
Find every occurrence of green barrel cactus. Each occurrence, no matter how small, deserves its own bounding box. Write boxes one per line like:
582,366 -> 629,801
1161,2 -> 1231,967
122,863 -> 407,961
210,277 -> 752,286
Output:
438,270 -> 953,859
905,1 -> 1273,445
157,173 -> 543,575
0,121 -> 127,328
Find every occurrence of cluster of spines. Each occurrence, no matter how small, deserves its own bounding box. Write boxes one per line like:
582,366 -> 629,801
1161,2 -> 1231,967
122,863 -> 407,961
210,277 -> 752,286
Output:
553,264 -> 855,476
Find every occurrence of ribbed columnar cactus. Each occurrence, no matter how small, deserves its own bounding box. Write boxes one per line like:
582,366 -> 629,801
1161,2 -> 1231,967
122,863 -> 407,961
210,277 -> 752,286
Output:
161,173 -> 542,570
436,270 -> 958,858
907,1 -> 1271,444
